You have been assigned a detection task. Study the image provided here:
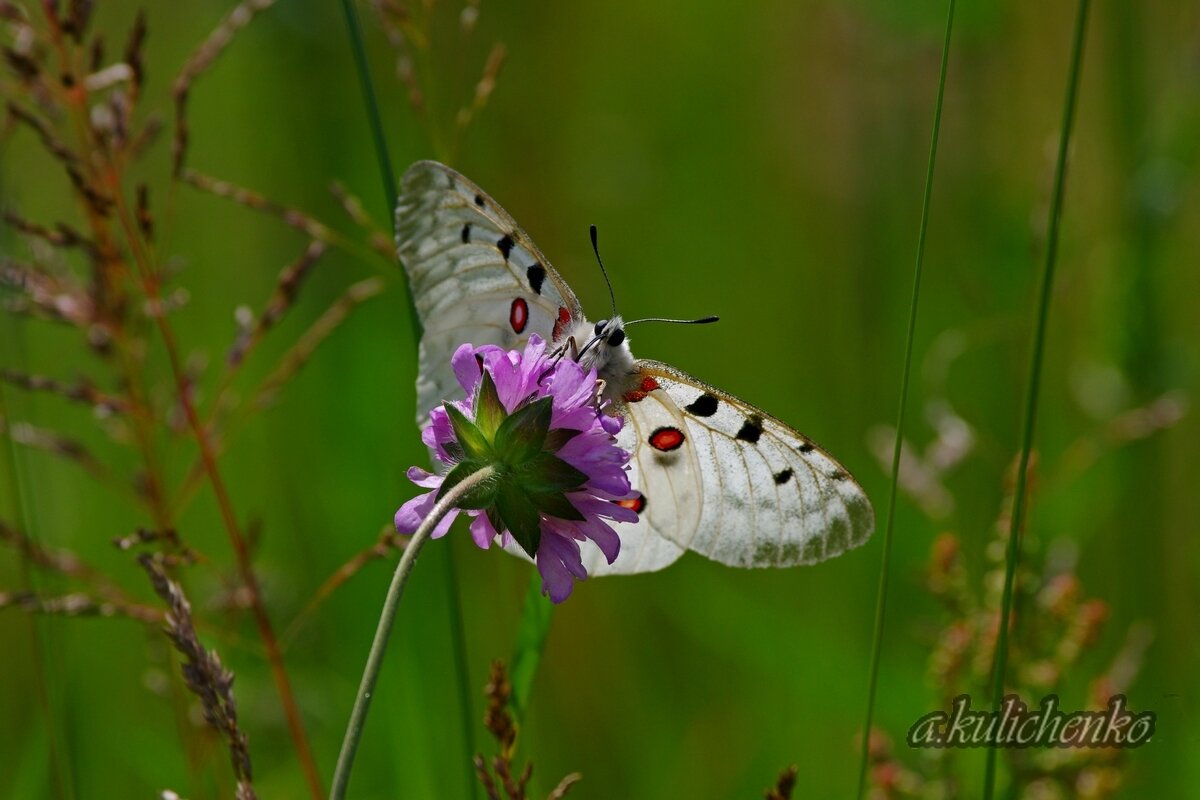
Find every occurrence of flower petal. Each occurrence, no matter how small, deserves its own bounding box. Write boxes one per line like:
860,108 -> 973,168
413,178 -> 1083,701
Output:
406,466 -> 443,489
469,512 -> 500,550
598,411 -> 623,436
580,517 -> 621,564
430,507 -> 461,540
394,490 -> 436,534
451,342 -> 484,394
570,492 -> 639,525
536,532 -> 586,603
547,511 -> 621,565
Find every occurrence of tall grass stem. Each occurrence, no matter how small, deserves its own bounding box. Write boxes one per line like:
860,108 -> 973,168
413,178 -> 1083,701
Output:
855,2 -> 955,797
338,0 -> 421,344
338,0 -> 397,214
982,1 -> 1091,796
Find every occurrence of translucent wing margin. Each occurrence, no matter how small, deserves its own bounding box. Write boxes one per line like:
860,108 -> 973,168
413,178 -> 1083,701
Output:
395,160 -> 584,423
620,361 -> 875,567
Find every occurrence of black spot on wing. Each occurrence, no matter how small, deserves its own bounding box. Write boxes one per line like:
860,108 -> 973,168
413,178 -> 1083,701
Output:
830,469 -> 848,481
773,468 -> 793,485
526,263 -> 546,294
461,222 -> 472,243
798,442 -> 815,453
474,194 -> 485,207
497,234 -> 515,260
736,415 -> 763,443
684,393 -> 719,417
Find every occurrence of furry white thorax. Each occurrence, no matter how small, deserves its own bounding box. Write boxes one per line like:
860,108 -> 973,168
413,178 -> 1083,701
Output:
565,315 -> 637,399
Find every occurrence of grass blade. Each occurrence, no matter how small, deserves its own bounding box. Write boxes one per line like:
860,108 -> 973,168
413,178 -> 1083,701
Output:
982,1 -> 1092,797
509,570 -> 554,723
855,1 -> 956,797
338,0 -> 421,343
338,0 -> 397,212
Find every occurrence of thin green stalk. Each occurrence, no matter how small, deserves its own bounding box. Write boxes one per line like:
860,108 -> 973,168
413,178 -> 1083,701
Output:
338,0 -> 397,214
338,5 -> 476,796
337,0 -> 421,344
855,2 -> 955,797
982,2 -> 1091,797
509,569 -> 555,724
330,465 -> 495,800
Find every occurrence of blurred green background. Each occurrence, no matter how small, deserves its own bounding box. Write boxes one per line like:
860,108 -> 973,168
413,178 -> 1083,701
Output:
2,0 -> 1198,797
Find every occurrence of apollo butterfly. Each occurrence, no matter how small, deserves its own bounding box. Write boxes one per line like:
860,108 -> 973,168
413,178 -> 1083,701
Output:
395,161 -> 874,574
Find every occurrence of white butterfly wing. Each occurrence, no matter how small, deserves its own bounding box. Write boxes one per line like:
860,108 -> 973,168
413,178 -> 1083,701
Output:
616,361 -> 875,567
395,160 -> 583,425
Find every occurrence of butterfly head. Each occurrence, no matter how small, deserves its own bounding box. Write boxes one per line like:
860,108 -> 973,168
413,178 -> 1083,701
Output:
569,315 -> 635,389
592,317 -> 626,348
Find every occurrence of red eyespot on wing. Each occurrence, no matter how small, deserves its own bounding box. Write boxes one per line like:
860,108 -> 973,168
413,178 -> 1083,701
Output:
648,426 -> 685,452
614,493 -> 646,515
552,307 -> 571,341
509,298 -> 528,333
622,376 -> 660,403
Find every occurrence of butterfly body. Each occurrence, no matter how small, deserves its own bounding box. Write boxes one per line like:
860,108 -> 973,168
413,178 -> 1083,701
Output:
396,161 -> 874,576
560,315 -> 642,402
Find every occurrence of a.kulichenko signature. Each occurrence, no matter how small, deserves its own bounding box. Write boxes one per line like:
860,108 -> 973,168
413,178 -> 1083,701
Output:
907,694 -> 1155,749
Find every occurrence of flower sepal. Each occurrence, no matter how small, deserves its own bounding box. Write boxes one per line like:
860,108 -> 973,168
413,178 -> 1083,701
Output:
437,460 -> 498,509
439,386 -> 592,557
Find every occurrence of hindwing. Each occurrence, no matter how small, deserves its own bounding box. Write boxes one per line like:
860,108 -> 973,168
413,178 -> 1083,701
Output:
614,361 -> 874,567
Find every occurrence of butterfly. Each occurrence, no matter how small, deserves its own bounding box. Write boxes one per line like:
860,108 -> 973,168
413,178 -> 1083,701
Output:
395,160 -> 874,576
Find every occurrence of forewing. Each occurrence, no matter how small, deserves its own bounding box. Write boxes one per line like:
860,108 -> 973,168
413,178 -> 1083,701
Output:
395,161 -> 584,423
620,361 -> 875,567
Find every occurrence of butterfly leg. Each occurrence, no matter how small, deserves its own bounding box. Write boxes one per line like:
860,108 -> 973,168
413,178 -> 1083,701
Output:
522,336 -> 581,406
539,336 -> 579,382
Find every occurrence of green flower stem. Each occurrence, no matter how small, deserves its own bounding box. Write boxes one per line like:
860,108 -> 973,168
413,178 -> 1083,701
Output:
330,465 -> 495,800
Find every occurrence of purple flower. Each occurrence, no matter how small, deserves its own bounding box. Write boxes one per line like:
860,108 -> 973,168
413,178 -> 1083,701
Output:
394,335 -> 637,603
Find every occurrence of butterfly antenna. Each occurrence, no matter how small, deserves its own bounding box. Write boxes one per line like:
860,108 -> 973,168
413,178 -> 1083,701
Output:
590,224 -> 618,318
624,315 -> 721,326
